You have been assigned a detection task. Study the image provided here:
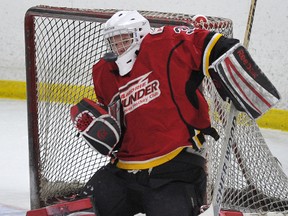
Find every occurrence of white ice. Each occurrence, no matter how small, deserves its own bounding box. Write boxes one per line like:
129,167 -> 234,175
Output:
0,99 -> 287,215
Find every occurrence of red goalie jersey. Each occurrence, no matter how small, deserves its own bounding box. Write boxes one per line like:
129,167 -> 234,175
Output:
92,26 -> 238,170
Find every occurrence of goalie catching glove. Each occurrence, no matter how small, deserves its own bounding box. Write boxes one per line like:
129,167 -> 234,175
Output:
70,98 -> 121,156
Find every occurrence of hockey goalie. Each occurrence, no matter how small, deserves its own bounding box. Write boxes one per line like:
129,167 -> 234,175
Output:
66,10 -> 281,216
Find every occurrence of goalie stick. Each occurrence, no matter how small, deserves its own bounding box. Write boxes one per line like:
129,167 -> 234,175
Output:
243,0 -> 258,49
199,102 -> 238,216
201,1 -> 259,215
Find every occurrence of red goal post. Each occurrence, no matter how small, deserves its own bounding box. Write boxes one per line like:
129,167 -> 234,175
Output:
25,5 -> 288,216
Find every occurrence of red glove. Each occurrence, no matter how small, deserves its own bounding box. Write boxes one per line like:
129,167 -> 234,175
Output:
70,98 -> 121,156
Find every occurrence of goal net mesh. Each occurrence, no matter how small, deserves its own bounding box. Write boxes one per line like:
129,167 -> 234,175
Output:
25,6 -> 288,214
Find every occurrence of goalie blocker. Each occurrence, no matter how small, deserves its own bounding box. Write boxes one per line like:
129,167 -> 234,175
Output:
208,43 -> 280,119
70,98 -> 121,156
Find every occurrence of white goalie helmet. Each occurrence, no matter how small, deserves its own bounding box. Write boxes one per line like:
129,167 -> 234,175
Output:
103,10 -> 151,76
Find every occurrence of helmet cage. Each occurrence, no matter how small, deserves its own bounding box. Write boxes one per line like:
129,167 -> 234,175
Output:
105,29 -> 136,56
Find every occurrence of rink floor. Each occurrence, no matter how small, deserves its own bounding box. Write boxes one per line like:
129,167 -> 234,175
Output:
0,99 -> 287,216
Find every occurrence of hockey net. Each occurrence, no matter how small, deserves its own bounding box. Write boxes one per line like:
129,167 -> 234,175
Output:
25,5 -> 288,215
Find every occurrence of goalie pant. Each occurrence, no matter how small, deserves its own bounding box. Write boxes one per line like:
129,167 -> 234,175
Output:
80,150 -> 207,216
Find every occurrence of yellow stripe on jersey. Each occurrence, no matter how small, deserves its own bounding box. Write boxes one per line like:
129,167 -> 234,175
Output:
192,133 -> 203,149
203,33 -> 223,77
116,146 -> 188,170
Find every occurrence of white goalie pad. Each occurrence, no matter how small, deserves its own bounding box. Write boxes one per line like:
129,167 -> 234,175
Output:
209,43 -> 280,119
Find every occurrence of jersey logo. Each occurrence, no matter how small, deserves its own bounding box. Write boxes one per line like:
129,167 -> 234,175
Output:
150,26 -> 164,35
119,72 -> 161,114
173,26 -> 194,35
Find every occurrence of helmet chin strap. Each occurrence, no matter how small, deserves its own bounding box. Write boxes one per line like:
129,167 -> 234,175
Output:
103,52 -> 118,62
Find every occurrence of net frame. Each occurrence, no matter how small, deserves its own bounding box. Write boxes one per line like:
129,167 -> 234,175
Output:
25,6 -> 288,215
